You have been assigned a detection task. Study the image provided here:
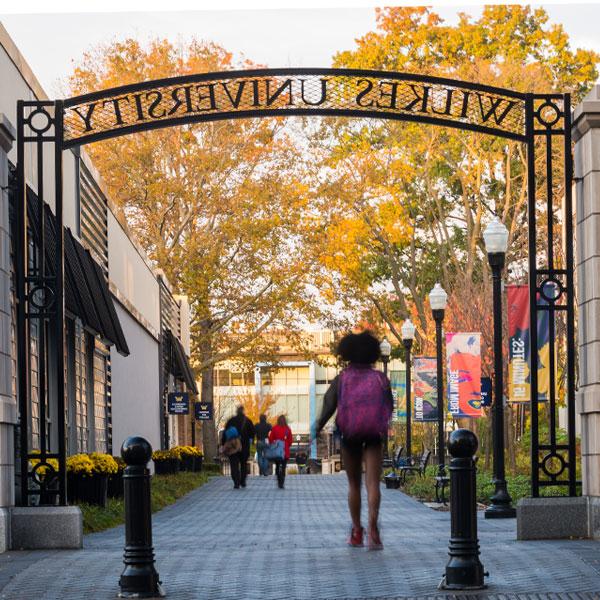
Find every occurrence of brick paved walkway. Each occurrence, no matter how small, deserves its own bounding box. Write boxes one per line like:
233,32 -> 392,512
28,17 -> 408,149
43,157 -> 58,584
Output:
1,474 -> 600,599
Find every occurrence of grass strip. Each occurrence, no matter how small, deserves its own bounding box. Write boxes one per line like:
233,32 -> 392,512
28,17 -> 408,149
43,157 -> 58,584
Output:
386,465 -> 573,504
79,470 -> 215,534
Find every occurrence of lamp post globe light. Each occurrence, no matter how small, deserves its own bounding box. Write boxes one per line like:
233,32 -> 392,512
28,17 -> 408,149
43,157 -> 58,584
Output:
429,283 -> 448,477
483,217 -> 516,519
401,319 -> 416,464
380,337 -> 392,458
380,337 -> 392,374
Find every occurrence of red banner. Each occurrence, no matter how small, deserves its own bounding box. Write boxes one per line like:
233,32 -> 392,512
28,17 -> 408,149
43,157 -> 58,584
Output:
445,333 -> 482,418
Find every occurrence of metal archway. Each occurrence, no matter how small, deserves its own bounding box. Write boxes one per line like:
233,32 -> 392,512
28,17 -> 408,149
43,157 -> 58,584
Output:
15,68 -> 576,505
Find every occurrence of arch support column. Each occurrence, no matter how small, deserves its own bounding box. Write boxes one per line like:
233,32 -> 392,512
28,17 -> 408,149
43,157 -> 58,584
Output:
0,115 -> 15,553
574,85 -> 600,511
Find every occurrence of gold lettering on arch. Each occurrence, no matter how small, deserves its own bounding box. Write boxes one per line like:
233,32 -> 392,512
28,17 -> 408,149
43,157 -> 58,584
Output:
63,73 -> 527,145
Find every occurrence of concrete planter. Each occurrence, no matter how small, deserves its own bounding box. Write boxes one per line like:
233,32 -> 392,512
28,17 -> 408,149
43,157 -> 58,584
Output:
107,472 -> 124,498
153,458 -> 180,475
67,473 -> 108,507
384,473 -> 401,489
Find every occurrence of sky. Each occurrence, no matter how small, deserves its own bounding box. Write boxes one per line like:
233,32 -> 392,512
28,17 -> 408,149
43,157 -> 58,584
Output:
1,2 -> 600,96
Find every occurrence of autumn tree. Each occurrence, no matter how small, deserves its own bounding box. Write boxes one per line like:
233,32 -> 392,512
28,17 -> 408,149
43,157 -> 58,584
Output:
309,6 -> 599,471
317,5 -> 598,349
68,39 -> 323,457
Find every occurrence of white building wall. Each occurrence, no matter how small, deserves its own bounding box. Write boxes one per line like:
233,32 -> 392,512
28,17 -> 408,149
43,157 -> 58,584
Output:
110,304 -> 161,453
107,210 -> 160,334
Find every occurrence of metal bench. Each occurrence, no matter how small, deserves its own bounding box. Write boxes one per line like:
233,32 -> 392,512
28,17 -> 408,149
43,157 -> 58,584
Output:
392,446 -> 404,469
383,447 -> 404,489
398,450 -> 431,484
435,474 -> 450,504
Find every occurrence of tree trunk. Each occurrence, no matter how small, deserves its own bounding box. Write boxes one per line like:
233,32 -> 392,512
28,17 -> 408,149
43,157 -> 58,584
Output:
197,319 -> 218,462
200,366 -> 218,461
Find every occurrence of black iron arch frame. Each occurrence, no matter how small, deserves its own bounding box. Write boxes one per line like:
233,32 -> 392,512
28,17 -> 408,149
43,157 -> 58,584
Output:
15,68 -> 575,505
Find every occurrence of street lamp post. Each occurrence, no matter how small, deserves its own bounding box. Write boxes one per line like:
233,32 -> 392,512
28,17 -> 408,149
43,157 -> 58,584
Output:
429,283 -> 448,477
483,217 -> 516,519
380,337 -> 392,458
401,319 -> 416,465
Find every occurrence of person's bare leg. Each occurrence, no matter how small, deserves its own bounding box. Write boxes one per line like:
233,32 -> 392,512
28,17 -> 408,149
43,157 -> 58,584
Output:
364,443 -> 383,535
342,446 -> 363,529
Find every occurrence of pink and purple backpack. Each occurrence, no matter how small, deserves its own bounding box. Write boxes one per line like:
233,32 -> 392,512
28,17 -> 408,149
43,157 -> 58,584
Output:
336,366 -> 392,440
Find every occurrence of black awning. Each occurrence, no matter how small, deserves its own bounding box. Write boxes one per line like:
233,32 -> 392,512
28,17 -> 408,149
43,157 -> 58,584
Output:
166,329 -> 198,394
27,188 -> 129,356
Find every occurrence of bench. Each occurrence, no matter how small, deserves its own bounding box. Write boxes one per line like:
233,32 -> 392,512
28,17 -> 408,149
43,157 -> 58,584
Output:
435,474 -> 450,504
383,447 -> 404,488
382,446 -> 404,470
398,450 -> 431,484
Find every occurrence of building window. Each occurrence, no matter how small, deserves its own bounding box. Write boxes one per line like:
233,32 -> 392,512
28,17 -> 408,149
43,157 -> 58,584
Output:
93,345 -> 109,453
268,366 -> 310,390
215,369 -> 254,387
74,321 -> 88,453
29,320 -> 40,450
261,369 -> 273,386
316,365 -> 338,385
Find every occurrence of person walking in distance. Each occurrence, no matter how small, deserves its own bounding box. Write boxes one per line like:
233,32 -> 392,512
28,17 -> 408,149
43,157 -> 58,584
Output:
255,414 -> 272,476
268,415 -> 292,489
221,406 -> 255,489
315,331 -> 393,550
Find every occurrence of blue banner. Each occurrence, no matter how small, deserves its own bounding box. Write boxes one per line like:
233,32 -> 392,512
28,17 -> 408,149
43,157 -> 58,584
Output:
480,377 -> 492,407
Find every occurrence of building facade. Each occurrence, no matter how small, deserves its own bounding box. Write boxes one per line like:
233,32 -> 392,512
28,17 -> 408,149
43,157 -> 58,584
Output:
213,330 -> 405,459
0,24 -> 196,550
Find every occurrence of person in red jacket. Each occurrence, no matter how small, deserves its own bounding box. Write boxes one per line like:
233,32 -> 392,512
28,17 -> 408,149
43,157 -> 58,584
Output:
268,415 -> 293,489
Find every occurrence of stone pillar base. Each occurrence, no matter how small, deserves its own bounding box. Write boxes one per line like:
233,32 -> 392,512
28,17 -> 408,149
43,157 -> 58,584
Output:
586,496 -> 600,538
0,508 -> 9,553
517,497 -> 589,540
10,506 -> 83,550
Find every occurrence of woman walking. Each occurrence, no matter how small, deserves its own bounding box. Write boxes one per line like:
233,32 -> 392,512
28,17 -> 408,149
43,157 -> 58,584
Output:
315,331 -> 393,550
268,415 -> 293,489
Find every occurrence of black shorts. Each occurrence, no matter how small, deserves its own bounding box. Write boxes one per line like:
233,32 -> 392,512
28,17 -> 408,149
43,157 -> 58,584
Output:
342,435 -> 383,455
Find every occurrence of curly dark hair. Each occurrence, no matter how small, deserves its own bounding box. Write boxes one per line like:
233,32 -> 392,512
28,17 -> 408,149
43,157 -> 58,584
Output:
336,331 -> 381,365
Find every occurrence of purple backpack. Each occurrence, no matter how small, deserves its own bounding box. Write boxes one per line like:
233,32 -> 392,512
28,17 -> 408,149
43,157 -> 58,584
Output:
336,366 -> 392,439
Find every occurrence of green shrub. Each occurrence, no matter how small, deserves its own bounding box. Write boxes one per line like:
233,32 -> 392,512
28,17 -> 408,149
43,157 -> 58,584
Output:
79,470 -> 213,534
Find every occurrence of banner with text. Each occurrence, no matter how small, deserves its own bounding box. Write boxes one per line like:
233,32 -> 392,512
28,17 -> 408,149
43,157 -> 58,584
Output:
480,377 -> 492,408
413,357 -> 438,422
390,370 -> 406,422
446,333 -> 482,418
507,285 -> 551,402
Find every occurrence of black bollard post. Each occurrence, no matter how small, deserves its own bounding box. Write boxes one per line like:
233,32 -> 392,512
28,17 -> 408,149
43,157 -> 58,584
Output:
118,436 -> 164,598
440,429 -> 487,591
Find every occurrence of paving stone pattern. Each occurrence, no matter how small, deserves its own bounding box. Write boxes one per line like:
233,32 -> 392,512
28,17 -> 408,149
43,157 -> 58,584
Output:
0,474 -> 600,599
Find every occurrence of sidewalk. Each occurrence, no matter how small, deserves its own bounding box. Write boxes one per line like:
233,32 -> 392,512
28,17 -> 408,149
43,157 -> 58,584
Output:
0,474 -> 599,599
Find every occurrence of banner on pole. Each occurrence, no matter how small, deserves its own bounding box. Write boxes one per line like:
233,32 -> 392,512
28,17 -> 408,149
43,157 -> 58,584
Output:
413,357 -> 438,422
507,285 -> 552,402
480,377 -> 492,408
390,370 -> 406,422
445,333 -> 482,418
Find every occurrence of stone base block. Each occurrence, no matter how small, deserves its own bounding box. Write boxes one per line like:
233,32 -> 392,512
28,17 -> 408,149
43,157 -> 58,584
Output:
587,496 -> 600,538
10,506 -> 83,550
517,497 -> 588,540
0,508 -> 9,553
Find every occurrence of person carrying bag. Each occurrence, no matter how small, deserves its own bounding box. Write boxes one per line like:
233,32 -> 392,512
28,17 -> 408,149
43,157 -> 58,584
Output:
268,415 -> 293,489
221,406 -> 255,489
221,427 -> 242,456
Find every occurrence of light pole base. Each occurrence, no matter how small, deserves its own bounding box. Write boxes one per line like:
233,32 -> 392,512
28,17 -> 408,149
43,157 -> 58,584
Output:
484,504 -> 516,519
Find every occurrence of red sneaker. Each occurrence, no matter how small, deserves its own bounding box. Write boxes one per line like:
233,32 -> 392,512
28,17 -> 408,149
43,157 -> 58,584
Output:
368,526 -> 383,551
347,526 -> 364,547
